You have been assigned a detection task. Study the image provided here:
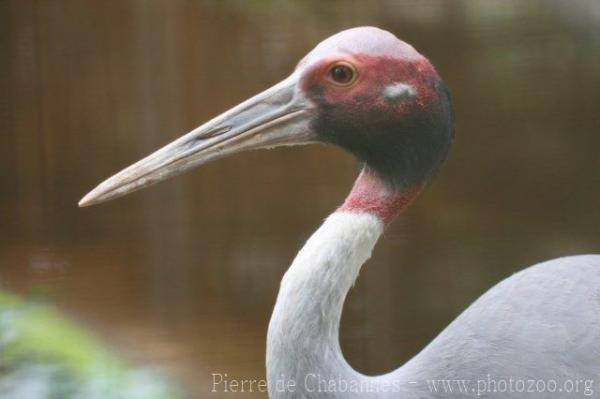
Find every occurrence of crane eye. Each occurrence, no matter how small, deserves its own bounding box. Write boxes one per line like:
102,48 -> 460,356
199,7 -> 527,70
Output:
328,62 -> 357,86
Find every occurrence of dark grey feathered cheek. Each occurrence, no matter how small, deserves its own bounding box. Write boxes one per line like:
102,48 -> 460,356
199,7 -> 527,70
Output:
309,77 -> 453,187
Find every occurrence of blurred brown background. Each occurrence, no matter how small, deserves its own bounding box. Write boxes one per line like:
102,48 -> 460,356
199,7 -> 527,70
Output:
1,0 -> 599,397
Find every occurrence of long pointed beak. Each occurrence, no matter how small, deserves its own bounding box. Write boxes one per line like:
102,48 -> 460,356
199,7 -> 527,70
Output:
79,73 -> 315,207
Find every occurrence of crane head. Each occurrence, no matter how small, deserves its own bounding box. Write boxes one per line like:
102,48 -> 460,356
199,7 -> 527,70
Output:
79,27 -> 453,207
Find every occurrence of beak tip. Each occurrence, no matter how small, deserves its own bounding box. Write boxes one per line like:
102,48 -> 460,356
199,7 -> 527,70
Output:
78,199 -> 89,208
78,189 -> 104,208
78,195 -> 94,208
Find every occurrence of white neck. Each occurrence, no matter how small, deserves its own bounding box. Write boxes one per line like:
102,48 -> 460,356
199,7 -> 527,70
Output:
266,211 -> 384,398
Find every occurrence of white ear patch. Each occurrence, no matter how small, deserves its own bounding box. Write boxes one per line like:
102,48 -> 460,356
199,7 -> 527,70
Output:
383,82 -> 416,102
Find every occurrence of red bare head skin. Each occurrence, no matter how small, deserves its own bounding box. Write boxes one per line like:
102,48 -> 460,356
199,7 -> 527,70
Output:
300,54 -> 438,122
295,27 -> 453,225
306,52 -> 436,224
296,26 -> 441,124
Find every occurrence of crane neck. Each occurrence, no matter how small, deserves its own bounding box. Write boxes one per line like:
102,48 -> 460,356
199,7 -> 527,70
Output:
339,168 -> 423,225
266,168 -> 421,398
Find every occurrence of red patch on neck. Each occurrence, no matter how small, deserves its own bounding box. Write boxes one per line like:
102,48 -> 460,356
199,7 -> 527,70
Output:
338,169 -> 422,225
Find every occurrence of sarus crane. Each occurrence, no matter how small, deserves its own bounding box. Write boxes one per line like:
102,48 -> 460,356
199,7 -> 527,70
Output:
80,27 -> 600,398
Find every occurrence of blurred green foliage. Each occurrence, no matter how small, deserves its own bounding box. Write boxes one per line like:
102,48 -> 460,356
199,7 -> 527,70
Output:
0,292 -> 183,399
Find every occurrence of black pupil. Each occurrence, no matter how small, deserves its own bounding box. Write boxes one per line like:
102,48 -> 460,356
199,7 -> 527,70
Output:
331,65 -> 353,83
